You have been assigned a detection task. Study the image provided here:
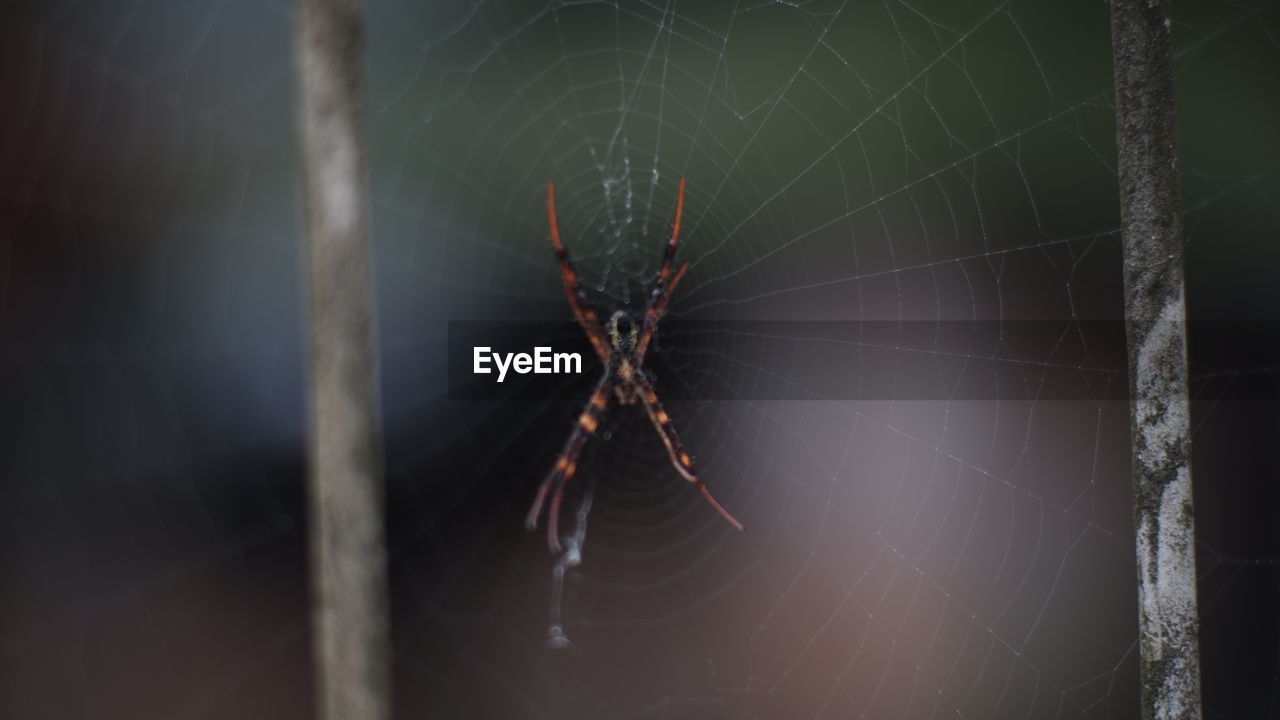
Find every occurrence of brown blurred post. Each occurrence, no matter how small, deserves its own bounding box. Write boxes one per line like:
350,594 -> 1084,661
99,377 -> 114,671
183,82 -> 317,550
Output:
1110,1 -> 1202,718
295,1 -> 391,719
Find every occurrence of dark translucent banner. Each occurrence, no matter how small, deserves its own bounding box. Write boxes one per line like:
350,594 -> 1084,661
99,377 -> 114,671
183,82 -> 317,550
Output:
447,321 -> 1137,401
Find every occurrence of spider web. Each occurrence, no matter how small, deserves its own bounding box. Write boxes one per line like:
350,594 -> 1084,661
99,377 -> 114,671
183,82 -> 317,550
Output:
2,1 -> 1278,719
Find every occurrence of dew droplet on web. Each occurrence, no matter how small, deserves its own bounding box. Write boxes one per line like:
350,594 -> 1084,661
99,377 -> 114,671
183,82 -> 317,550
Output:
546,625 -> 571,649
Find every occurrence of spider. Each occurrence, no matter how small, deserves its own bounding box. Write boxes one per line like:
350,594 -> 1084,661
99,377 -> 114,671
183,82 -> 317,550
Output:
525,179 -> 745,552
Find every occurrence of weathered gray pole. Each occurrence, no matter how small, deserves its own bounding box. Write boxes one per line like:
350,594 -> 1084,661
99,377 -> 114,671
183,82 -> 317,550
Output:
1110,2 -> 1203,718
295,1 -> 391,719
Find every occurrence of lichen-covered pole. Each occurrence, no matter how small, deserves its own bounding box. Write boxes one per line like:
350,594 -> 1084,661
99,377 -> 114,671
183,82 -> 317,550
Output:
1110,1 -> 1203,718
295,0 -> 391,719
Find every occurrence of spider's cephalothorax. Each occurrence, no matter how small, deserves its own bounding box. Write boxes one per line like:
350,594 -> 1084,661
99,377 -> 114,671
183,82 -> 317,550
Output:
607,310 -> 638,356
607,310 -> 641,402
526,179 -> 744,552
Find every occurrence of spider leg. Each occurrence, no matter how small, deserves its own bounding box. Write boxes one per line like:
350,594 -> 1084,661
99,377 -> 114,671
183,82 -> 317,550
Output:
637,376 -> 744,532
636,260 -> 687,362
635,179 -> 686,360
547,182 -> 611,365
527,374 -> 613,552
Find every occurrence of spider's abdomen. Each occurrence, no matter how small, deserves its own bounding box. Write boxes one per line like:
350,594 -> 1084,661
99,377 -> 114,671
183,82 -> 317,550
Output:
614,361 -> 639,404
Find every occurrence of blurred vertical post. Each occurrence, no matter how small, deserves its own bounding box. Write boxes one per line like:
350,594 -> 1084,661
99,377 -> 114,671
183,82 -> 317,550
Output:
295,1 -> 391,719
1110,1 -> 1202,719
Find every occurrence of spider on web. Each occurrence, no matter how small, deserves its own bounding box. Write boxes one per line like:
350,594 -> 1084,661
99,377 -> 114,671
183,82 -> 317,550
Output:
525,179 -> 745,553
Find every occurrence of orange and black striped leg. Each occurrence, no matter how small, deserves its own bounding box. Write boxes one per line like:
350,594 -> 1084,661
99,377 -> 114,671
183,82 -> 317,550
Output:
547,182 -> 611,364
636,178 -> 686,350
527,374 -> 613,552
653,178 -> 686,300
637,377 -> 744,532
636,260 -> 687,362
637,179 -> 690,359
